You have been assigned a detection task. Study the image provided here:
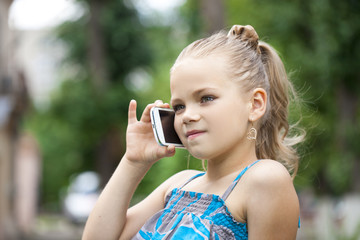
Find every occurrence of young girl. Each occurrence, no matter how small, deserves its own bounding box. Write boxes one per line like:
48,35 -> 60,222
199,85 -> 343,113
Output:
83,25 -> 303,240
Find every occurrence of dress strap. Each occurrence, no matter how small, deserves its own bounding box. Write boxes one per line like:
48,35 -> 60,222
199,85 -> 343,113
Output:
179,172 -> 205,189
221,160 -> 261,201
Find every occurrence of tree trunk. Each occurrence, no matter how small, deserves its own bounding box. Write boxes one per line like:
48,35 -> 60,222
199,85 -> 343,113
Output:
87,0 -> 124,185
88,0 -> 108,92
96,128 -> 124,188
200,0 -> 226,34
336,84 -> 360,192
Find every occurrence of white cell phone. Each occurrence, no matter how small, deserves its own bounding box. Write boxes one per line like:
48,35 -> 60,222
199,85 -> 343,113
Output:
150,107 -> 184,148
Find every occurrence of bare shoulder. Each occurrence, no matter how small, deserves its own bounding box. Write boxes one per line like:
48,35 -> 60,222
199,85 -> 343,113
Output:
244,159 -> 293,188
243,160 -> 299,238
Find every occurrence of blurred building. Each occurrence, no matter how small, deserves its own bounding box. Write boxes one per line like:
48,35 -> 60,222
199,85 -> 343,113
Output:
0,0 -> 55,238
0,0 -> 21,239
1,0 -> 84,238
14,29 -> 66,110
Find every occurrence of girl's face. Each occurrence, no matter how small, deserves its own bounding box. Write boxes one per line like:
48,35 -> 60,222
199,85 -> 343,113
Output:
170,56 -> 252,161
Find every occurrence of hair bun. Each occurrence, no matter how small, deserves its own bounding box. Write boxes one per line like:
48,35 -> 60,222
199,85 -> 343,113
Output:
228,25 -> 260,53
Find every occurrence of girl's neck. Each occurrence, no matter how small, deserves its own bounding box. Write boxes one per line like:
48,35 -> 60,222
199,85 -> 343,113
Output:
204,146 -> 258,180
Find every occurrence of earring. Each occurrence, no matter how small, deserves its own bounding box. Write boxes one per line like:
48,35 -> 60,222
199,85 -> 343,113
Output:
247,122 -> 257,140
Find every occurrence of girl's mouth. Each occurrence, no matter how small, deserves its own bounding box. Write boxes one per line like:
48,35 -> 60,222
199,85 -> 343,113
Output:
186,130 -> 205,140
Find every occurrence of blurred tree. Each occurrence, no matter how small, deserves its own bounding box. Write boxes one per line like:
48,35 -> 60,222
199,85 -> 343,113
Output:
200,0 -> 225,34
26,0 -> 154,208
87,0 -> 108,92
226,0 -> 360,195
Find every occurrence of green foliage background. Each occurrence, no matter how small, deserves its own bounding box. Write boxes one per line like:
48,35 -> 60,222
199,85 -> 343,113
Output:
24,0 -> 360,210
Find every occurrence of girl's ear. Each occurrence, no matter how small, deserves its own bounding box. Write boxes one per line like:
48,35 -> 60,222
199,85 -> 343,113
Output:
249,88 -> 267,121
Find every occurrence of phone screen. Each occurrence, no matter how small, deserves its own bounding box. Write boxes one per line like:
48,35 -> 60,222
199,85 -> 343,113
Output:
159,110 -> 182,144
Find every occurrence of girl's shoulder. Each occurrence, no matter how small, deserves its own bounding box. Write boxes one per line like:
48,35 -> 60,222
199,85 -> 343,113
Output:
239,160 -> 300,237
233,159 -> 295,201
238,159 -> 297,208
244,159 -> 292,185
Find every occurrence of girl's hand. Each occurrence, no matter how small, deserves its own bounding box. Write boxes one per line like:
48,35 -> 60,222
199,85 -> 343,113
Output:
124,100 -> 176,167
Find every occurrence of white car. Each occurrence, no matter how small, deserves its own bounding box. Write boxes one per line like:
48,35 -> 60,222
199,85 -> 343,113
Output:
63,171 -> 100,223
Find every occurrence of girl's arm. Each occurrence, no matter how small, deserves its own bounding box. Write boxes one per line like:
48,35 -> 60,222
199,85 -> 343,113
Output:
82,100 -> 176,240
246,160 -> 300,240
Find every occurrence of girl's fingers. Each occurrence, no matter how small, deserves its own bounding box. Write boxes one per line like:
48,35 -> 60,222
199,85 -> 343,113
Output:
137,100 -> 171,123
156,145 -> 176,159
153,101 -> 170,110
139,100 -> 169,123
140,103 -> 155,123
128,100 -> 138,124
166,145 -> 176,156
154,100 -> 163,105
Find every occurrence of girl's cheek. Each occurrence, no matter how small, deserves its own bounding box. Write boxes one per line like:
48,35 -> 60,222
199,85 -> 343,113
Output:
174,118 -> 181,135
174,118 -> 186,143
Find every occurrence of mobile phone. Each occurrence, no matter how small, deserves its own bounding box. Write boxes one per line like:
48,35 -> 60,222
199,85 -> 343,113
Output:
150,107 -> 184,148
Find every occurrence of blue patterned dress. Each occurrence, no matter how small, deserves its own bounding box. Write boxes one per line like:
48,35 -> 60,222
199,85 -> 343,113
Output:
132,160 -> 260,240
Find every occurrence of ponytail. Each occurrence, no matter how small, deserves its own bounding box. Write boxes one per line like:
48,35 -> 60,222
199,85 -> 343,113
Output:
257,42 -> 304,177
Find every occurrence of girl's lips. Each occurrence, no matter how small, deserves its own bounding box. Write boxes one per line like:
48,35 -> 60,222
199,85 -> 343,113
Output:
186,130 -> 205,140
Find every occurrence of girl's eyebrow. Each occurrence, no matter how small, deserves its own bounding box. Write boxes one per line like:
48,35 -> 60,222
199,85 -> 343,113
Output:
193,87 -> 217,95
171,87 -> 217,104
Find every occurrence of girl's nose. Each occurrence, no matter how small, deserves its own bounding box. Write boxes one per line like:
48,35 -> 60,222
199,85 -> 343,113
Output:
182,107 -> 201,124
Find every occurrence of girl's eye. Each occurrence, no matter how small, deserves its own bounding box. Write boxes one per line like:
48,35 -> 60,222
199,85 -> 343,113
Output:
173,105 -> 185,112
201,96 -> 215,103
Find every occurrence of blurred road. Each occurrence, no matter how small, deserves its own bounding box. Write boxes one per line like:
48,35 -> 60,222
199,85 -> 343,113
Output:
23,214 -> 84,240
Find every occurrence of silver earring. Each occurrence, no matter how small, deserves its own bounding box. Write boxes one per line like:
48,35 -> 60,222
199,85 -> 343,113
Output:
247,122 -> 257,140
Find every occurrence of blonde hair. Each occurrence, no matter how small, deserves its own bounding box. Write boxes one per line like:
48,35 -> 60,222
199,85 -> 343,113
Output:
171,25 -> 304,177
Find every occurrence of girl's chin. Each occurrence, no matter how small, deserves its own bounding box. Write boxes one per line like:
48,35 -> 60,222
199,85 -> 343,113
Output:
187,148 -> 211,161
